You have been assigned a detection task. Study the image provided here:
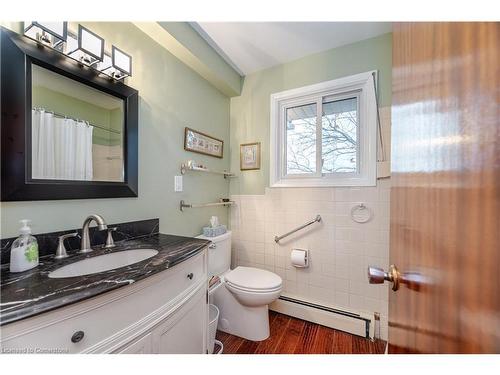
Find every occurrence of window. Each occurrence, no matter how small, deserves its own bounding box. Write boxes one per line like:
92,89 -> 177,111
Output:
270,71 -> 377,187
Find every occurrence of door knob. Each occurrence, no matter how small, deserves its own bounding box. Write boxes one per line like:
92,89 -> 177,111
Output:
367,264 -> 400,291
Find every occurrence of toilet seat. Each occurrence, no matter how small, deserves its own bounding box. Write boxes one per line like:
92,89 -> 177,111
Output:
225,282 -> 282,294
225,266 -> 282,292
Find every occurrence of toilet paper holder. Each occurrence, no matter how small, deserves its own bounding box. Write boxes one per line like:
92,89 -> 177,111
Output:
291,249 -> 309,268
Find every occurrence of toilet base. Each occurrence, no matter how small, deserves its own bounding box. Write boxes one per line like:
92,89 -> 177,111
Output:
212,283 -> 271,341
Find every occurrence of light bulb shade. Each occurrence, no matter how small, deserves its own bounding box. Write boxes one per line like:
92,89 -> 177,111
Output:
24,21 -> 67,44
77,25 -> 104,61
67,25 -> 104,65
112,46 -> 132,76
99,46 -> 132,80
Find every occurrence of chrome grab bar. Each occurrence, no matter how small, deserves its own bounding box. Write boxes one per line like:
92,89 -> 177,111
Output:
180,199 -> 234,211
274,215 -> 322,243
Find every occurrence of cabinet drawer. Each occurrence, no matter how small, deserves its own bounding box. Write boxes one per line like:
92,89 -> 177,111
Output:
1,250 -> 206,353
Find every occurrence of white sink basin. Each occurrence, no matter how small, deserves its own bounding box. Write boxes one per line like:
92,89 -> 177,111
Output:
48,249 -> 159,278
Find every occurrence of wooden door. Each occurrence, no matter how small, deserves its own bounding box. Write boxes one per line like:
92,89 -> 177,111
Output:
389,22 -> 499,353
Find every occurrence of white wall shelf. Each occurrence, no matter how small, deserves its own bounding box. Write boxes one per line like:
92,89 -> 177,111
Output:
180,160 -> 236,179
179,199 -> 234,212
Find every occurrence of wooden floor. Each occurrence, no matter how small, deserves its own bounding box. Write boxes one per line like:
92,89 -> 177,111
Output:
215,311 -> 386,354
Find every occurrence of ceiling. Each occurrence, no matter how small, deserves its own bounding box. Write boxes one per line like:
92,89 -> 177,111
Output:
192,22 -> 392,76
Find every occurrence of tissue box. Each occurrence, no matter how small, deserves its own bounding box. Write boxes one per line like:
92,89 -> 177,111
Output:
202,225 -> 227,237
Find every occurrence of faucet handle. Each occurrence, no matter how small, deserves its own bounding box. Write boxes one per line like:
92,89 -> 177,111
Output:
55,232 -> 79,260
104,227 -> 118,249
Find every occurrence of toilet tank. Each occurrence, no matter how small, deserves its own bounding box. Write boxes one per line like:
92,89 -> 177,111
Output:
196,231 -> 232,277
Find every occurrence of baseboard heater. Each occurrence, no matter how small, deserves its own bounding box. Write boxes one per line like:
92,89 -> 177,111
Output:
270,295 -> 372,339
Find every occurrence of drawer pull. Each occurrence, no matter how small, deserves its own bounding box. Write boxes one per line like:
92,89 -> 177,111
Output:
187,273 -> 194,280
71,330 -> 85,343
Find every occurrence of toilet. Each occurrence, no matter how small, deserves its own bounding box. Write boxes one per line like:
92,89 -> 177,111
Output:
197,231 -> 282,341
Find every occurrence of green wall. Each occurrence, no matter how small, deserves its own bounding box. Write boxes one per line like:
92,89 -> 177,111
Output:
158,22 -> 242,96
229,33 -> 392,195
0,25 -> 392,238
1,22 -> 231,238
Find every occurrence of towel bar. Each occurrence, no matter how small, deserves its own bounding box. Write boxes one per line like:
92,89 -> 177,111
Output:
274,215 -> 322,243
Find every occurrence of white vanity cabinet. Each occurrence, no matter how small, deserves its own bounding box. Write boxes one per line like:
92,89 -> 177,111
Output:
152,287 -> 207,354
116,333 -> 153,354
0,249 -> 208,354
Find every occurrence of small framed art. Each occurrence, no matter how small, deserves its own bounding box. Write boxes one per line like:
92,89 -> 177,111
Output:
184,127 -> 223,158
240,142 -> 261,170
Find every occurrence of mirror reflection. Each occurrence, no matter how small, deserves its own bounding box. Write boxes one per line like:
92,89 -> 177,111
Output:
31,64 -> 124,182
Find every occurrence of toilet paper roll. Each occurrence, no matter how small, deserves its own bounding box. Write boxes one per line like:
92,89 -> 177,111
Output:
291,249 -> 308,268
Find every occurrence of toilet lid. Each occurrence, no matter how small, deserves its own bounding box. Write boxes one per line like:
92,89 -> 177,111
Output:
225,266 -> 282,291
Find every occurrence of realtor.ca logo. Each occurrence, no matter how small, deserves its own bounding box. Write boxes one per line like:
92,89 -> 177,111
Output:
2,347 -> 69,354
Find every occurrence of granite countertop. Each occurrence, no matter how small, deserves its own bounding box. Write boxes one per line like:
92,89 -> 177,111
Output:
0,233 -> 210,326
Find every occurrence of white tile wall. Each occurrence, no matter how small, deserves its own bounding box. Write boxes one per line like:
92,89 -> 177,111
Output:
229,106 -> 392,340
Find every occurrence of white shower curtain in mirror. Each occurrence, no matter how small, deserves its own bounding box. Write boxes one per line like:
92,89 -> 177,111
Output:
32,110 -> 93,180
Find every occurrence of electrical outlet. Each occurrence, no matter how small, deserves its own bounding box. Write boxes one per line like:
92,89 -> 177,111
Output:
174,175 -> 183,192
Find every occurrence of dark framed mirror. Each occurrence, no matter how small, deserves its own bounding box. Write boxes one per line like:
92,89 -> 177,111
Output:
1,27 -> 138,201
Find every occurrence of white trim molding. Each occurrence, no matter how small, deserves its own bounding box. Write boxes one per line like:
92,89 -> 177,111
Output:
270,71 -> 377,188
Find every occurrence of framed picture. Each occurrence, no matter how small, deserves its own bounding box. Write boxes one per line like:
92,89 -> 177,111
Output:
240,142 -> 261,170
184,127 -> 223,158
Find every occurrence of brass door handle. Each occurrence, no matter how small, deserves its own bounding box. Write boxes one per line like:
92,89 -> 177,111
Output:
367,264 -> 401,291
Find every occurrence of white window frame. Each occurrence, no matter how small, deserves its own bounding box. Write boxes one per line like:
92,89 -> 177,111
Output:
270,71 -> 377,187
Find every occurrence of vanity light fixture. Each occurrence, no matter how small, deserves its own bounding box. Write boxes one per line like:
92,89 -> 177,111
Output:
96,51 -> 113,73
24,22 -> 132,81
100,45 -> 132,80
24,21 -> 67,50
67,25 -> 104,66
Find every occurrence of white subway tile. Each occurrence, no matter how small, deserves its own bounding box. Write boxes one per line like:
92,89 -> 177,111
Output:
254,253 -> 265,265
264,254 -> 275,266
275,255 -> 286,269
296,283 -> 310,297
349,294 -> 365,311
379,299 -> 389,316
254,242 -> 265,254
295,268 -> 310,284
320,263 -> 336,276
335,292 -> 349,308
334,278 -> 349,292
364,297 -> 381,312
254,231 -> 266,244
335,188 -> 351,202
284,281 -> 297,294
349,280 -> 366,296
264,243 -> 275,255
335,215 -> 352,227
231,189 -> 390,321
335,264 -> 349,279
309,286 -> 333,304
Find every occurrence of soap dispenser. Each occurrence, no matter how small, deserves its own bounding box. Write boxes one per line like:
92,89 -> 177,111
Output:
9,219 -> 39,273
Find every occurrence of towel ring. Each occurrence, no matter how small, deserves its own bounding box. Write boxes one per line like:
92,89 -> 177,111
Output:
350,203 -> 373,223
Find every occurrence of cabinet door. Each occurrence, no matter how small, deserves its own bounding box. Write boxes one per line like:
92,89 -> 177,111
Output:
152,288 -> 207,354
115,333 -> 153,354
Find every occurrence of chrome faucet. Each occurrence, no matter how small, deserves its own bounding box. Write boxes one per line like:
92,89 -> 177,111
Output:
55,232 -> 79,259
79,214 -> 108,253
